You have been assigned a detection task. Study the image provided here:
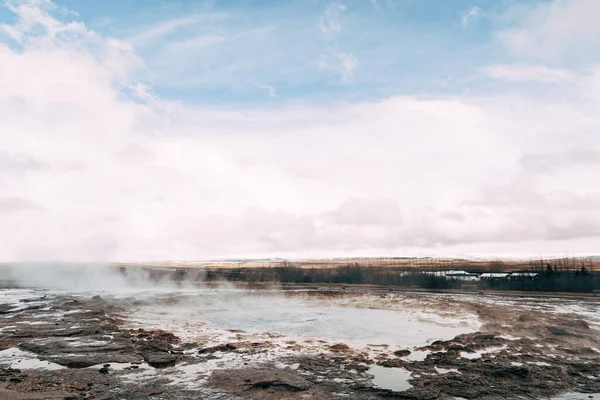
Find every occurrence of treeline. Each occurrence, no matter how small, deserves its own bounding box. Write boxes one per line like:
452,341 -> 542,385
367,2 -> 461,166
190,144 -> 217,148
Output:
198,262 -> 600,293
482,271 -> 598,292
134,257 -> 600,293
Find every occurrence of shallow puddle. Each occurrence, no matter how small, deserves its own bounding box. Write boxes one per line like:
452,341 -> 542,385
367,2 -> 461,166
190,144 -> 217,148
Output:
0,348 -> 65,370
435,366 -> 460,374
201,304 -> 473,347
126,290 -> 480,348
369,365 -> 412,392
460,345 -> 507,360
403,349 -> 430,361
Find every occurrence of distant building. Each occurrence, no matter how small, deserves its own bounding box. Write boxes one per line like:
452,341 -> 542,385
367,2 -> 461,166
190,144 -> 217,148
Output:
417,270 -> 480,281
445,272 -> 480,281
509,272 -> 540,281
480,273 -> 510,281
422,270 -> 469,276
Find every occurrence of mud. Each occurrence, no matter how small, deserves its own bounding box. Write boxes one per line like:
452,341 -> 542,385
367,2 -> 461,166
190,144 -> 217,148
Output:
0,287 -> 599,399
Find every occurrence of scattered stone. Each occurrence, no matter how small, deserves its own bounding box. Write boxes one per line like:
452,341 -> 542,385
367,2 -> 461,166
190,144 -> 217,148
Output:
146,387 -> 164,396
146,352 -> 181,368
547,326 -> 570,336
209,367 -> 311,395
328,343 -> 351,353
198,343 -> 237,354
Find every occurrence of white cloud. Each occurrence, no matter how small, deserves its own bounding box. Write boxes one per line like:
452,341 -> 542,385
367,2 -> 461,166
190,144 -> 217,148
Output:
130,17 -> 197,45
0,197 -> 43,213
317,50 -> 358,83
316,2 -> 358,84
461,6 -> 481,27
0,0 -> 86,44
519,148 -> 600,175
585,67 -> 600,99
496,0 -> 600,60
336,51 -> 358,82
485,64 -> 600,101
326,198 -> 403,226
256,82 -> 277,97
0,152 -> 44,172
485,65 -> 573,83
171,34 -> 226,50
319,1 -> 346,40
1,0 -> 600,261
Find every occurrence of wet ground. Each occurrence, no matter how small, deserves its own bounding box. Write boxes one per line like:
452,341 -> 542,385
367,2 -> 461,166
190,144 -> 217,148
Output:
1,284 -> 600,399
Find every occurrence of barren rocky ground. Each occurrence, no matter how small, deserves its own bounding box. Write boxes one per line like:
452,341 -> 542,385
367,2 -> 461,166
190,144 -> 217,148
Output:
1,286 -> 599,400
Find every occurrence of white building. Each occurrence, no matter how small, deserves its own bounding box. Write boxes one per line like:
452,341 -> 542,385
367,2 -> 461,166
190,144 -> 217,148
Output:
480,273 -> 510,280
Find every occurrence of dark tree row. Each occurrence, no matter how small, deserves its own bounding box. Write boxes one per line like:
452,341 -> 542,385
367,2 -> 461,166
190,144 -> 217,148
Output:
198,262 -> 600,293
125,257 -> 600,293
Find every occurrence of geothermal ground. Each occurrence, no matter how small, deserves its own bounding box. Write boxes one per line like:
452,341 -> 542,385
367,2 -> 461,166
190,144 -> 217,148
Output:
1,277 -> 600,399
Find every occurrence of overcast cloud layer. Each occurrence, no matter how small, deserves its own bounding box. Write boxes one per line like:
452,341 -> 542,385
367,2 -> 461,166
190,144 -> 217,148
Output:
1,0 -> 599,261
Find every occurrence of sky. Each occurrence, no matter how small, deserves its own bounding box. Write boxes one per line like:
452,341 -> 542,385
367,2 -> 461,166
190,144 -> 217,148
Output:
1,0 -> 600,262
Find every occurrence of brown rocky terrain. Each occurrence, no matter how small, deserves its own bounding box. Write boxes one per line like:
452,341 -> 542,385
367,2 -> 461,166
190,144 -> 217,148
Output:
0,286 -> 599,399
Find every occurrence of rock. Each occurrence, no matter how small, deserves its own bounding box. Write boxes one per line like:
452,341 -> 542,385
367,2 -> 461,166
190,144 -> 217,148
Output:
19,343 -> 46,354
198,343 -> 237,354
547,326 -> 569,336
489,366 -> 530,379
0,367 -> 21,375
92,295 -> 103,301
570,320 -> 590,330
474,334 -> 496,340
71,383 -> 87,391
99,367 -> 109,374
9,377 -> 22,383
146,352 -> 181,368
154,331 -> 181,344
146,387 -> 164,396
209,367 -> 310,394
328,343 -> 351,353
394,349 -> 411,357
447,344 -> 467,351
47,353 -> 139,368
52,329 -> 84,337
250,381 -> 307,392
0,305 -> 15,314
103,364 -> 110,368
